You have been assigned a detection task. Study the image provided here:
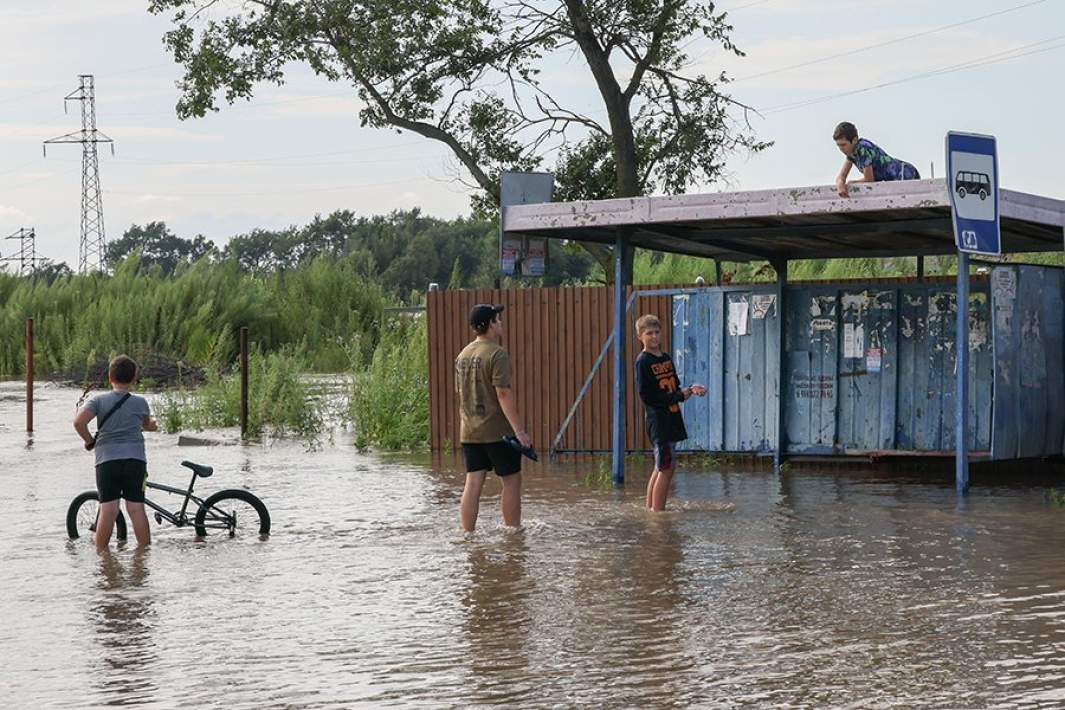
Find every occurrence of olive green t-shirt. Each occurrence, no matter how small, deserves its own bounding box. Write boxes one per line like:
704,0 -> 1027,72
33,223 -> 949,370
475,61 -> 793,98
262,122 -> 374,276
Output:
455,339 -> 514,443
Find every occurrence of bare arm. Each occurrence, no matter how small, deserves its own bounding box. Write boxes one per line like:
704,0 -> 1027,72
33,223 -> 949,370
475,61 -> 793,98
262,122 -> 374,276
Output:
73,408 -> 95,449
835,159 -> 854,197
495,386 -> 531,447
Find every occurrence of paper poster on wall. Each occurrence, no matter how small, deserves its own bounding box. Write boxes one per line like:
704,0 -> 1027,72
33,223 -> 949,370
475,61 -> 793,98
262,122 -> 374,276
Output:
522,238 -> 547,276
751,294 -> 776,319
500,236 -> 523,275
843,323 -> 864,358
866,347 -> 882,373
728,299 -> 749,336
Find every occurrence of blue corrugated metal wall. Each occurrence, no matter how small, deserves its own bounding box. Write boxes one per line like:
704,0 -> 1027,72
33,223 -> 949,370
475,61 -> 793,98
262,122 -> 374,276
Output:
672,278 -> 1042,456
991,265 -> 1065,459
673,287 -> 779,453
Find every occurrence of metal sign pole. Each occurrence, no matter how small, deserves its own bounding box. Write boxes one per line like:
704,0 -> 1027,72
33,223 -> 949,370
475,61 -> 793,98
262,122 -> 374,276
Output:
955,253 -> 970,494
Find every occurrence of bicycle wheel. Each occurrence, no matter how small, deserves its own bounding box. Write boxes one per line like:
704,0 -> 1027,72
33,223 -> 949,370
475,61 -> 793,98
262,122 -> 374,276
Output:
194,489 -> 270,538
66,491 -> 128,541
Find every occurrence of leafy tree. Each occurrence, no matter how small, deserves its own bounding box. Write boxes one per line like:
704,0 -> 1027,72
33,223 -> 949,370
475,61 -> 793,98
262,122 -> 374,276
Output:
107,222 -> 217,274
149,0 -> 769,283
32,259 -> 74,284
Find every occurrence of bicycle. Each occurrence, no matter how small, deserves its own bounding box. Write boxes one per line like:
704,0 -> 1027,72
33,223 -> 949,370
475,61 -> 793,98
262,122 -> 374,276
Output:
67,460 -> 271,540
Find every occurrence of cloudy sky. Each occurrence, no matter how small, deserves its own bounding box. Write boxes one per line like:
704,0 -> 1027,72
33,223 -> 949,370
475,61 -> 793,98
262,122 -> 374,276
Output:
1,0 -> 1063,267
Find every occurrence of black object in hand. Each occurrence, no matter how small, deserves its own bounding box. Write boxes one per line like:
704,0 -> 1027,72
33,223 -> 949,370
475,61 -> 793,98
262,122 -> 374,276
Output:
502,435 -> 538,462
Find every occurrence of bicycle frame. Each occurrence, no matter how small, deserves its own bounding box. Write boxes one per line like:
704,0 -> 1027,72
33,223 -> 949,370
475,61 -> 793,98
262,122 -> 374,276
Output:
143,471 -> 207,529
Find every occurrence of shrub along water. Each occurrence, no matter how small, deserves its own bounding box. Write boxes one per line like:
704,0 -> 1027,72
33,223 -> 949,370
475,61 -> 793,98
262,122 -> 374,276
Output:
350,315 -> 429,450
158,349 -> 325,442
0,252 -> 387,378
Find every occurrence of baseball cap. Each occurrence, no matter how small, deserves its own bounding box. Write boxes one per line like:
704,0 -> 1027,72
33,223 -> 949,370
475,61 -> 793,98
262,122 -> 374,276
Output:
469,303 -> 504,328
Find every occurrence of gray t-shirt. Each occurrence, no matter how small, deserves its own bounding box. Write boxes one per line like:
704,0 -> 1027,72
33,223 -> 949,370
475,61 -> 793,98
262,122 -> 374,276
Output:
83,390 -> 151,465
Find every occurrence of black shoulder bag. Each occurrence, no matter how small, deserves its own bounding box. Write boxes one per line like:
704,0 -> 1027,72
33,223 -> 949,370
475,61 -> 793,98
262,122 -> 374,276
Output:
87,392 -> 132,451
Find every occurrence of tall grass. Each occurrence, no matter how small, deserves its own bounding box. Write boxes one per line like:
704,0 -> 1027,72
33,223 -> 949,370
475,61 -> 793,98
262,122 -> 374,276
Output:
0,253 -> 386,378
633,251 -> 1065,285
157,349 -> 325,441
350,315 -> 429,450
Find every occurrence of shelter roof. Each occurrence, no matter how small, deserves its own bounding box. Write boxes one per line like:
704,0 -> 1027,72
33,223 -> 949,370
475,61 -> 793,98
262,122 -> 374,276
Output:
501,179 -> 1065,262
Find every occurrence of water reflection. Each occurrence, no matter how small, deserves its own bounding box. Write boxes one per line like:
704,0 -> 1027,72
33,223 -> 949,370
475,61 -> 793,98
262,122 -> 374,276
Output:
90,548 -> 158,706
460,532 -> 533,703
6,383 -> 1065,708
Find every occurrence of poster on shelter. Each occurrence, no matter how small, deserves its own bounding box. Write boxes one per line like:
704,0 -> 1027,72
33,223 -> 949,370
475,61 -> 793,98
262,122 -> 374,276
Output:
843,323 -> 864,358
866,347 -> 882,373
500,236 -> 523,275
728,299 -> 749,336
751,294 -> 776,319
522,238 -> 547,277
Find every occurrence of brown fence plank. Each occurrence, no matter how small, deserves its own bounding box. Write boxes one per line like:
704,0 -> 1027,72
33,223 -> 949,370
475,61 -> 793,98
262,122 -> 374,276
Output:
428,285 -> 686,454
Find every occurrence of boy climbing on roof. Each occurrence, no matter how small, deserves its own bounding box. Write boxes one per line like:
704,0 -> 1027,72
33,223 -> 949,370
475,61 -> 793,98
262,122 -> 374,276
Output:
833,121 -> 920,198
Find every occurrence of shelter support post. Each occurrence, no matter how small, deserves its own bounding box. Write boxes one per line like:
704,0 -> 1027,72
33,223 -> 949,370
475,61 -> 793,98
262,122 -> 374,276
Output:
612,229 -> 629,486
956,252 -> 970,494
25,317 -> 33,433
714,259 -> 722,286
773,259 -> 788,473
917,256 -> 925,281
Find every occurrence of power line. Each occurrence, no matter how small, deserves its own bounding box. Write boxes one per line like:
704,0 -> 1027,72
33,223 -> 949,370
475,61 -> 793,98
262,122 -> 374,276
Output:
102,175 -> 437,198
763,33 -> 1065,114
735,0 -> 1049,83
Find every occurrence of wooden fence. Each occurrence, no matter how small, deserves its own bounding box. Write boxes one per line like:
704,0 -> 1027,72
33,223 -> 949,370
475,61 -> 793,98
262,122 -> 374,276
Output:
427,286 -> 674,453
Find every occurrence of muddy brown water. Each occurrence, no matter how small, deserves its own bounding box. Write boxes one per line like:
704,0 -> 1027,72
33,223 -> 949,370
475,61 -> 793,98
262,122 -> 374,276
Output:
3,382 -> 1065,708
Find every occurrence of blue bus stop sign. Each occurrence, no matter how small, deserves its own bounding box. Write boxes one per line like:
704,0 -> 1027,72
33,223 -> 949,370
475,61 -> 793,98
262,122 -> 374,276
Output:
946,132 -> 1000,255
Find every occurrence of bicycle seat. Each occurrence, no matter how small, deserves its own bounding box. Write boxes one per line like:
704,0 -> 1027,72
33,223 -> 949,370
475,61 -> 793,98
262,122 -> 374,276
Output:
181,460 -> 213,478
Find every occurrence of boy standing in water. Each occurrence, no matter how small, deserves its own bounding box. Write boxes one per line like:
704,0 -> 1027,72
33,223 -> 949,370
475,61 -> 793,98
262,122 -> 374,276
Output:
73,355 -> 158,549
634,314 -> 705,511
833,121 -> 920,198
455,304 -> 532,532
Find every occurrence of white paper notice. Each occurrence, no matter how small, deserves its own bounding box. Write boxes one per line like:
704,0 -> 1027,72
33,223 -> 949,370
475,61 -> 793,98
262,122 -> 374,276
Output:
751,294 -> 775,319
728,300 -> 749,336
843,323 -> 864,358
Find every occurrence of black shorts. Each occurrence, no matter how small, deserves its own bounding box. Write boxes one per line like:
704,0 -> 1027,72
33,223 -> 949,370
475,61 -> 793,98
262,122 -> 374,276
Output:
462,441 -> 522,477
653,441 -> 676,471
96,458 -> 148,503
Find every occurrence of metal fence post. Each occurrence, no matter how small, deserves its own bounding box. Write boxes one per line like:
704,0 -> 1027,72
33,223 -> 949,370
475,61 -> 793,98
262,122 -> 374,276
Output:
240,327 -> 249,438
26,317 -> 33,433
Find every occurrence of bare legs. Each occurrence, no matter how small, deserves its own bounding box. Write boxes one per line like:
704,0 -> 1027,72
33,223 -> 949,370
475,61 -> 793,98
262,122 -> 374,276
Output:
645,467 -> 674,512
94,499 -> 151,549
461,471 -> 523,532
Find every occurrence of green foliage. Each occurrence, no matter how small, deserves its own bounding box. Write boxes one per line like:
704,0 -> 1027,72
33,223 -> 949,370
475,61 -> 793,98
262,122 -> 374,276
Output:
107,222 -> 217,274
1047,488 -> 1065,506
157,349 -> 324,441
0,252 -> 386,377
350,315 -> 429,450
151,0 -> 769,284
582,459 -> 614,490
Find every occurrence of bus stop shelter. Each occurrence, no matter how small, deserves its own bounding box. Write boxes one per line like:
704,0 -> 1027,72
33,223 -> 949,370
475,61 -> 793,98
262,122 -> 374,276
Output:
500,177 -> 1065,493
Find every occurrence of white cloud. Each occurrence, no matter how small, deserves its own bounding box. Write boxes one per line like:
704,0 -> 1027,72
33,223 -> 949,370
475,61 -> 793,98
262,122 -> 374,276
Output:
0,205 -> 31,221
133,194 -> 182,205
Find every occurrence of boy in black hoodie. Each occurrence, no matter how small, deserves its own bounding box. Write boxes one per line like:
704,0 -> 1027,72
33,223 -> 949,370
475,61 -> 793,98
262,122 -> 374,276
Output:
634,314 -> 706,511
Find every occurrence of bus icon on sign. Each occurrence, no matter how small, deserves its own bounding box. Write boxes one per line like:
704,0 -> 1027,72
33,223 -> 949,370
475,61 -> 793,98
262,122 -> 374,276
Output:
961,230 -> 979,249
955,171 -> 991,200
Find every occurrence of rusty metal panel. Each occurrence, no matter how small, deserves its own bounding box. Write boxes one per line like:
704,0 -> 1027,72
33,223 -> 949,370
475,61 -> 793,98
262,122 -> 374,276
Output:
837,289 -> 898,451
991,265 -> 1065,459
784,287 -> 839,453
675,287 -> 778,452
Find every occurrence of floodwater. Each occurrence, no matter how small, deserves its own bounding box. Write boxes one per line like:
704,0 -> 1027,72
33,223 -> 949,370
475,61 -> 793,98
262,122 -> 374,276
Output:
4,382 -> 1065,708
